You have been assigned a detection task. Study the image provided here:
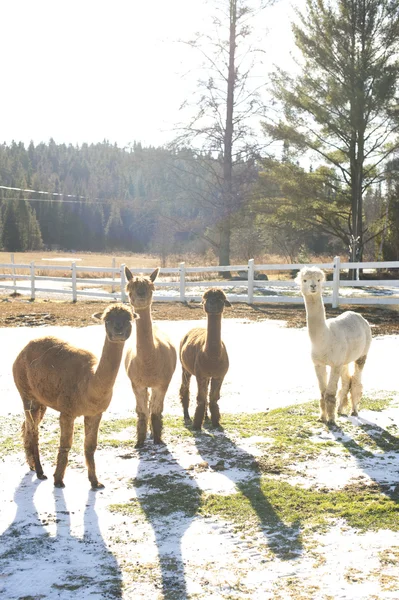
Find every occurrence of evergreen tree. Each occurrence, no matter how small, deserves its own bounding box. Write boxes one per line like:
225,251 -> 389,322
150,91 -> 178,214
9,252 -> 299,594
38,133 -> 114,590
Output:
2,200 -> 23,251
264,0 -> 399,268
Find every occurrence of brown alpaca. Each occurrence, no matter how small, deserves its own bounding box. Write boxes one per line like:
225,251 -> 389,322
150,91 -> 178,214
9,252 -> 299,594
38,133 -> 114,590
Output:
179,288 -> 231,430
124,267 -> 177,447
12,304 -> 137,489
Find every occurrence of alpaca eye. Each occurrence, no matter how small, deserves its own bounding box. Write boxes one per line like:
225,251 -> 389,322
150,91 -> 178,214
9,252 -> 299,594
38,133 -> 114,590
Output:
303,279 -> 307,282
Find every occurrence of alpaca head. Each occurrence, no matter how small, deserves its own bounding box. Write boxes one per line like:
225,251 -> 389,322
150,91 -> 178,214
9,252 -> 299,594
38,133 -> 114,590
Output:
202,288 -> 232,314
125,267 -> 160,310
92,304 -> 138,342
295,267 -> 325,297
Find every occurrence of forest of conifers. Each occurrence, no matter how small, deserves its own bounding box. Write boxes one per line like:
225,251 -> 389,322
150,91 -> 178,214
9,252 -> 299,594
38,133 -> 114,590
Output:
0,138 -> 398,263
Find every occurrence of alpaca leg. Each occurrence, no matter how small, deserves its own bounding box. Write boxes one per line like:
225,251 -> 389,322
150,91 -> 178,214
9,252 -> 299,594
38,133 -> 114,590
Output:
54,413 -> 75,488
325,366 -> 343,425
314,364 -> 327,421
193,377 -> 210,430
150,388 -> 167,444
84,414 -> 104,489
209,378 -> 224,427
350,355 -> 367,417
337,364 -> 351,415
22,400 -> 47,478
133,386 -> 149,448
179,368 -> 192,422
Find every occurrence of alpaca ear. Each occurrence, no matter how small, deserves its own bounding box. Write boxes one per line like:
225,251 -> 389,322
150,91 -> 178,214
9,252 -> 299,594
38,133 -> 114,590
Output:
150,267 -> 160,282
224,299 -> 232,307
92,312 -> 103,321
125,266 -> 133,282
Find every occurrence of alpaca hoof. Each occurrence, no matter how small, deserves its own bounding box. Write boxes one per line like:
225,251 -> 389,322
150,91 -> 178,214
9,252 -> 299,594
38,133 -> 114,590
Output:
351,410 -> 358,417
37,473 -> 47,481
91,482 -> 105,490
135,441 -> 145,449
153,438 -> 164,446
184,416 -> 192,425
54,480 -> 65,488
192,422 -> 203,431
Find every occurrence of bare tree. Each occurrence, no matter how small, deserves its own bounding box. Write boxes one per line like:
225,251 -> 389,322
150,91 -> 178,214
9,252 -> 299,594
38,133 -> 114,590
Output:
170,0 -> 272,271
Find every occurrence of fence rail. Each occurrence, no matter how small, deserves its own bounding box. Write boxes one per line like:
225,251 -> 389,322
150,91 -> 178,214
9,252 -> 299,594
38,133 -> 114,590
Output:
0,256 -> 398,307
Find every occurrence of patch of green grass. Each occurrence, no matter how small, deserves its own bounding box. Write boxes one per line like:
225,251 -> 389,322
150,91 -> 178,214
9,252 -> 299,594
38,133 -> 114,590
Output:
203,478 -> 399,533
109,396 -> 399,542
111,478 -> 201,519
361,397 -> 394,412
100,418 -> 136,434
110,475 -> 399,543
220,402 -> 327,465
0,416 -> 23,455
130,472 -> 186,490
357,424 -> 399,453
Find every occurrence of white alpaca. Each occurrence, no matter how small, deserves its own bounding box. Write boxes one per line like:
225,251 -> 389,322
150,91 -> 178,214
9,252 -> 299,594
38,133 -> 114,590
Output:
296,267 -> 372,424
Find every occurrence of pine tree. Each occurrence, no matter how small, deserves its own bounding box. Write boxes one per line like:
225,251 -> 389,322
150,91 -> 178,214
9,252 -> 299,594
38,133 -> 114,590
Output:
264,0 -> 399,268
2,200 -> 23,251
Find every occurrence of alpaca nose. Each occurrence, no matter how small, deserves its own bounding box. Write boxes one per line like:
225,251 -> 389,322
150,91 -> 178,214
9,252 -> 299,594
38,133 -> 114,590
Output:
310,284 -> 316,291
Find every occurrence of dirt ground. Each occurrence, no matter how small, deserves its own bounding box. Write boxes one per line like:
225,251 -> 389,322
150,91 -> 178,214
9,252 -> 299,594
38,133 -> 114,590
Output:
0,296 -> 398,335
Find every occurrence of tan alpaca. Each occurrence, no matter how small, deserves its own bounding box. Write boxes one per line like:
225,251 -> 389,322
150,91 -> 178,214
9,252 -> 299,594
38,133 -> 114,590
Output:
179,288 -> 231,430
124,267 -> 177,447
12,304 -> 137,488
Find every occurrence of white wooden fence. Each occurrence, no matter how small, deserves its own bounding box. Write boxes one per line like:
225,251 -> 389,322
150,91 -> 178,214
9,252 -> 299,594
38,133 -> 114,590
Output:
0,255 -> 398,307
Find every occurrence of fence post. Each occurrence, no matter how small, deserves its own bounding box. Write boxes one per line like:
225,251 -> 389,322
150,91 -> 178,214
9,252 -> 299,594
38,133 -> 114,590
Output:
332,255 -> 341,308
11,253 -> 17,295
179,262 -> 186,302
71,262 -> 77,302
111,257 -> 116,293
30,262 -> 35,301
247,258 -> 255,304
120,264 -> 127,303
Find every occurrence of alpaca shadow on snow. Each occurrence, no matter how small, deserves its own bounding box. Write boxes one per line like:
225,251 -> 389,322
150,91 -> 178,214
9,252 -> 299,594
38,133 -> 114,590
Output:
0,472 -> 122,598
331,417 -> 399,501
191,422 -> 303,560
134,444 -> 201,600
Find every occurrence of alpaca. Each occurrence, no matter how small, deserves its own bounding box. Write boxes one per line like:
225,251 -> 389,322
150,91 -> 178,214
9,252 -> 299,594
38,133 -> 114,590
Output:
124,267 -> 177,447
12,304 -> 137,488
296,267 -> 372,424
179,288 -> 231,430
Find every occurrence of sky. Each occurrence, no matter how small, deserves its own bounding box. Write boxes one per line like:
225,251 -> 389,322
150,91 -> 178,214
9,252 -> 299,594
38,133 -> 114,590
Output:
0,0 -> 298,149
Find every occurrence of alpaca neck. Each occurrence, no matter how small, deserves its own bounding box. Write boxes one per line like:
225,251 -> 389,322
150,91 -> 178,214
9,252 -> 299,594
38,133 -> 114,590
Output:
304,293 -> 329,343
205,313 -> 222,356
90,337 -> 125,399
135,306 -> 155,353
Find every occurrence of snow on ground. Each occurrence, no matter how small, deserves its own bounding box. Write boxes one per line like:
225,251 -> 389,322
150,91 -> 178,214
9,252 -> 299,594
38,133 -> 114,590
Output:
1,319 -> 399,599
1,318 -> 398,418
2,276 -> 399,302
